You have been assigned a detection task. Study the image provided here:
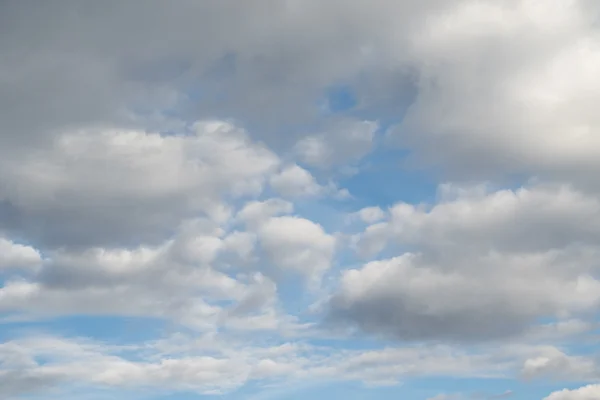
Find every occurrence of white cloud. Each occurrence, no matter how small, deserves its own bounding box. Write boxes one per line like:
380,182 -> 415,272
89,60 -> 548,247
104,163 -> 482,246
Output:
0,121 -> 279,249
521,347 -> 598,381
333,183 -> 600,341
544,385 -> 600,400
0,332 -> 537,398
329,251 -> 600,341
0,238 -> 42,270
0,219 -> 291,332
352,206 -> 386,224
2,0 -> 600,398
257,216 -> 336,284
390,0 -> 600,189
270,164 -> 322,198
356,183 -> 600,257
237,199 -> 294,229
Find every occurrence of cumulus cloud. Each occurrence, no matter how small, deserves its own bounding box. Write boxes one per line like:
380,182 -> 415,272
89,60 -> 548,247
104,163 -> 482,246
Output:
257,216 -> 337,284
329,252 -> 600,342
356,183 -> 600,256
348,206 -> 386,225
270,164 -> 323,198
2,0 -> 600,398
333,183 -> 600,341
0,121 -> 279,249
0,238 -> 42,270
520,346 -> 599,382
0,214 -> 297,333
544,385 -> 600,400
388,0 -> 600,189
237,198 -> 295,229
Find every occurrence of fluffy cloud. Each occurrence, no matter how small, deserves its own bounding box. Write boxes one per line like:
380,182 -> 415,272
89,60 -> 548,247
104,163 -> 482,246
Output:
2,1 -> 599,177
329,251 -> 600,341
0,214 -> 297,333
2,0 -> 600,398
521,347 -> 599,381
257,216 -> 336,284
389,0 -> 600,189
235,198 -> 337,284
0,238 -> 42,270
270,164 -> 323,198
544,385 -> 600,400
346,206 -> 386,226
333,183 -> 600,341
0,121 -> 278,249
237,198 -> 295,229
356,183 -> 600,256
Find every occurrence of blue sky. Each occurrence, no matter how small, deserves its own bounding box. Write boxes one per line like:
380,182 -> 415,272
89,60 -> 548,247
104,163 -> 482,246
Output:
1,1 -> 600,400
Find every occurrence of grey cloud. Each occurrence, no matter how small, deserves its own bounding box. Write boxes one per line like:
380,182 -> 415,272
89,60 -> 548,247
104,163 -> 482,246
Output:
4,0 -> 598,255
0,370 -> 64,399
294,119 -> 379,169
521,348 -> 600,381
328,248 -> 600,342
2,1 -> 600,396
329,183 -> 600,342
0,121 -> 278,249
543,384 -> 600,400
0,332 -> 529,398
387,0 -> 600,189
358,183 -> 600,258
327,255 -> 536,342
2,0 -> 599,185
0,0 -> 419,145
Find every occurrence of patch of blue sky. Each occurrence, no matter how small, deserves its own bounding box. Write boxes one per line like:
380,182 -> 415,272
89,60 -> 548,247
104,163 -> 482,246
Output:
336,148 -> 437,211
322,85 -> 358,113
312,82 -> 438,208
232,380 -> 415,400
316,81 -> 537,211
0,315 -> 168,346
26,386 -> 159,400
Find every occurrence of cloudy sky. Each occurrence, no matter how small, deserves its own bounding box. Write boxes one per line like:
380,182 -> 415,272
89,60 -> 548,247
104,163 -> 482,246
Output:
1,1 -> 600,399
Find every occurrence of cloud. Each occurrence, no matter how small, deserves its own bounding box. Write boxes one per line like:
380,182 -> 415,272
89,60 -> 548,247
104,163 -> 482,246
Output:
257,216 -> 336,284
0,216 -> 297,332
2,0 -> 600,398
0,333 -> 534,398
521,347 -> 599,381
331,183 -> 600,341
347,206 -> 387,225
0,121 -> 279,249
329,252 -> 600,342
543,384 -> 600,400
356,183 -> 600,256
388,0 -> 600,189
270,164 -> 323,198
294,119 -> 379,169
0,238 -> 42,270
237,198 -> 295,229
489,391 -> 514,399
2,0 -> 598,180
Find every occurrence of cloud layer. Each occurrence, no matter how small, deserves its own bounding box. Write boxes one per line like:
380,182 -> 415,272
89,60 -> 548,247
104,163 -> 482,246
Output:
1,1 -> 600,399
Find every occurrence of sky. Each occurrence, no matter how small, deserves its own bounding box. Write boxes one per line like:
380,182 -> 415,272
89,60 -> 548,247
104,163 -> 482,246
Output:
1,1 -> 600,399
